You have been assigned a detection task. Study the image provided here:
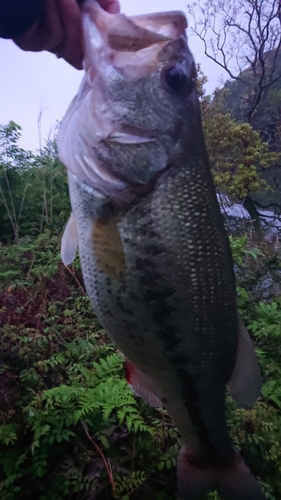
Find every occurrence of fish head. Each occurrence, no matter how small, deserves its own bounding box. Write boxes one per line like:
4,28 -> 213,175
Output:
58,0 -> 201,201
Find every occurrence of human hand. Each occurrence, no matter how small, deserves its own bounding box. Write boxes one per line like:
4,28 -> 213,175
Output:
13,0 -> 120,69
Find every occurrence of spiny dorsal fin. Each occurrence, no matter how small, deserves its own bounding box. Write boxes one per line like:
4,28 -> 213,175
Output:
92,216 -> 125,281
61,213 -> 78,265
228,315 -> 262,409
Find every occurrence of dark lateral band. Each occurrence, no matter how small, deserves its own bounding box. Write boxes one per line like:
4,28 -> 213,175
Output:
0,0 -> 44,39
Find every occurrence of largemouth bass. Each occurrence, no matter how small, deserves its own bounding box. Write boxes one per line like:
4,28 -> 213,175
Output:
58,1 -> 264,498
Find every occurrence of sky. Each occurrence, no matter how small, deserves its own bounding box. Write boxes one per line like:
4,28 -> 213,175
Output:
0,0 -> 225,152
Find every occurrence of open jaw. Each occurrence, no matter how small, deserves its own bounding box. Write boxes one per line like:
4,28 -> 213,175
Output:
82,0 -> 188,79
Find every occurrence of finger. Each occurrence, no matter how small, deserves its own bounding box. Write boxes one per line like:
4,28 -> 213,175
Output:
97,0 -> 121,14
55,0 -> 84,69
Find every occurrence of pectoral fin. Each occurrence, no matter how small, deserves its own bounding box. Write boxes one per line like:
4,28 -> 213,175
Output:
228,315 -> 262,408
61,213 -> 78,265
92,216 -> 125,281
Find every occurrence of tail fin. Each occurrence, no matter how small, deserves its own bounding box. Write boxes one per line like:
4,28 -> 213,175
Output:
177,445 -> 265,500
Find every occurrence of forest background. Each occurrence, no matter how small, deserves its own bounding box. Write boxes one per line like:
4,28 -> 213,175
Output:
1,0 -> 281,499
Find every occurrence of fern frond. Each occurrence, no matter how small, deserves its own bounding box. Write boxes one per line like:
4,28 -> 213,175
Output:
262,381 -> 281,409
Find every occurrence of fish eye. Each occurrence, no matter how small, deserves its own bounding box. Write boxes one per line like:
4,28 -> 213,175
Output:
164,63 -> 196,94
165,66 -> 187,91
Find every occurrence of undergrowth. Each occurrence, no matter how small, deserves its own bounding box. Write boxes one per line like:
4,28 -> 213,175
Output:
0,233 -> 180,500
0,233 -> 281,499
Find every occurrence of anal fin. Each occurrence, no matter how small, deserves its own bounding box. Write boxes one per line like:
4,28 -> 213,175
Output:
125,360 -> 162,407
227,315 -> 262,408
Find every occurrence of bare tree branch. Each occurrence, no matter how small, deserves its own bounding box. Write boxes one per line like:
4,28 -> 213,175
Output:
187,0 -> 281,124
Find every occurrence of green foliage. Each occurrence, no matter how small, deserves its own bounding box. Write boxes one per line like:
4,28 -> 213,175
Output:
229,235 -> 264,266
1,229 -> 281,499
196,64 -> 211,105
202,109 -> 280,199
226,298 -> 281,500
0,121 -> 70,244
113,470 -> 147,499
228,241 -> 281,500
0,231 -> 63,288
228,235 -> 265,314
0,235 -> 181,500
250,301 -> 281,372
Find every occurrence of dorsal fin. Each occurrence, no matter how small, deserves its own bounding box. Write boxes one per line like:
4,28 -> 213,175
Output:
61,213 -> 78,265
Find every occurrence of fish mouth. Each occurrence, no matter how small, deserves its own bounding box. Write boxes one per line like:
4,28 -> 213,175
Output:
81,1 -> 188,78
82,2 -> 187,46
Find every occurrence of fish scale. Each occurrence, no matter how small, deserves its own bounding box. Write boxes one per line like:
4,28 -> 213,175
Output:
59,2 -> 265,498
68,164 -> 236,459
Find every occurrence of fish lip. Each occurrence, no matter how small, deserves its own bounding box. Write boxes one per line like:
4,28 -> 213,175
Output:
81,1 -> 188,79
105,132 -> 155,145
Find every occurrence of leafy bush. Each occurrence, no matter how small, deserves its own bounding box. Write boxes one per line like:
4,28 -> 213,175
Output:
230,239 -> 281,500
229,235 -> 264,267
0,234 -> 181,500
0,231 -> 281,499
0,122 -> 70,244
